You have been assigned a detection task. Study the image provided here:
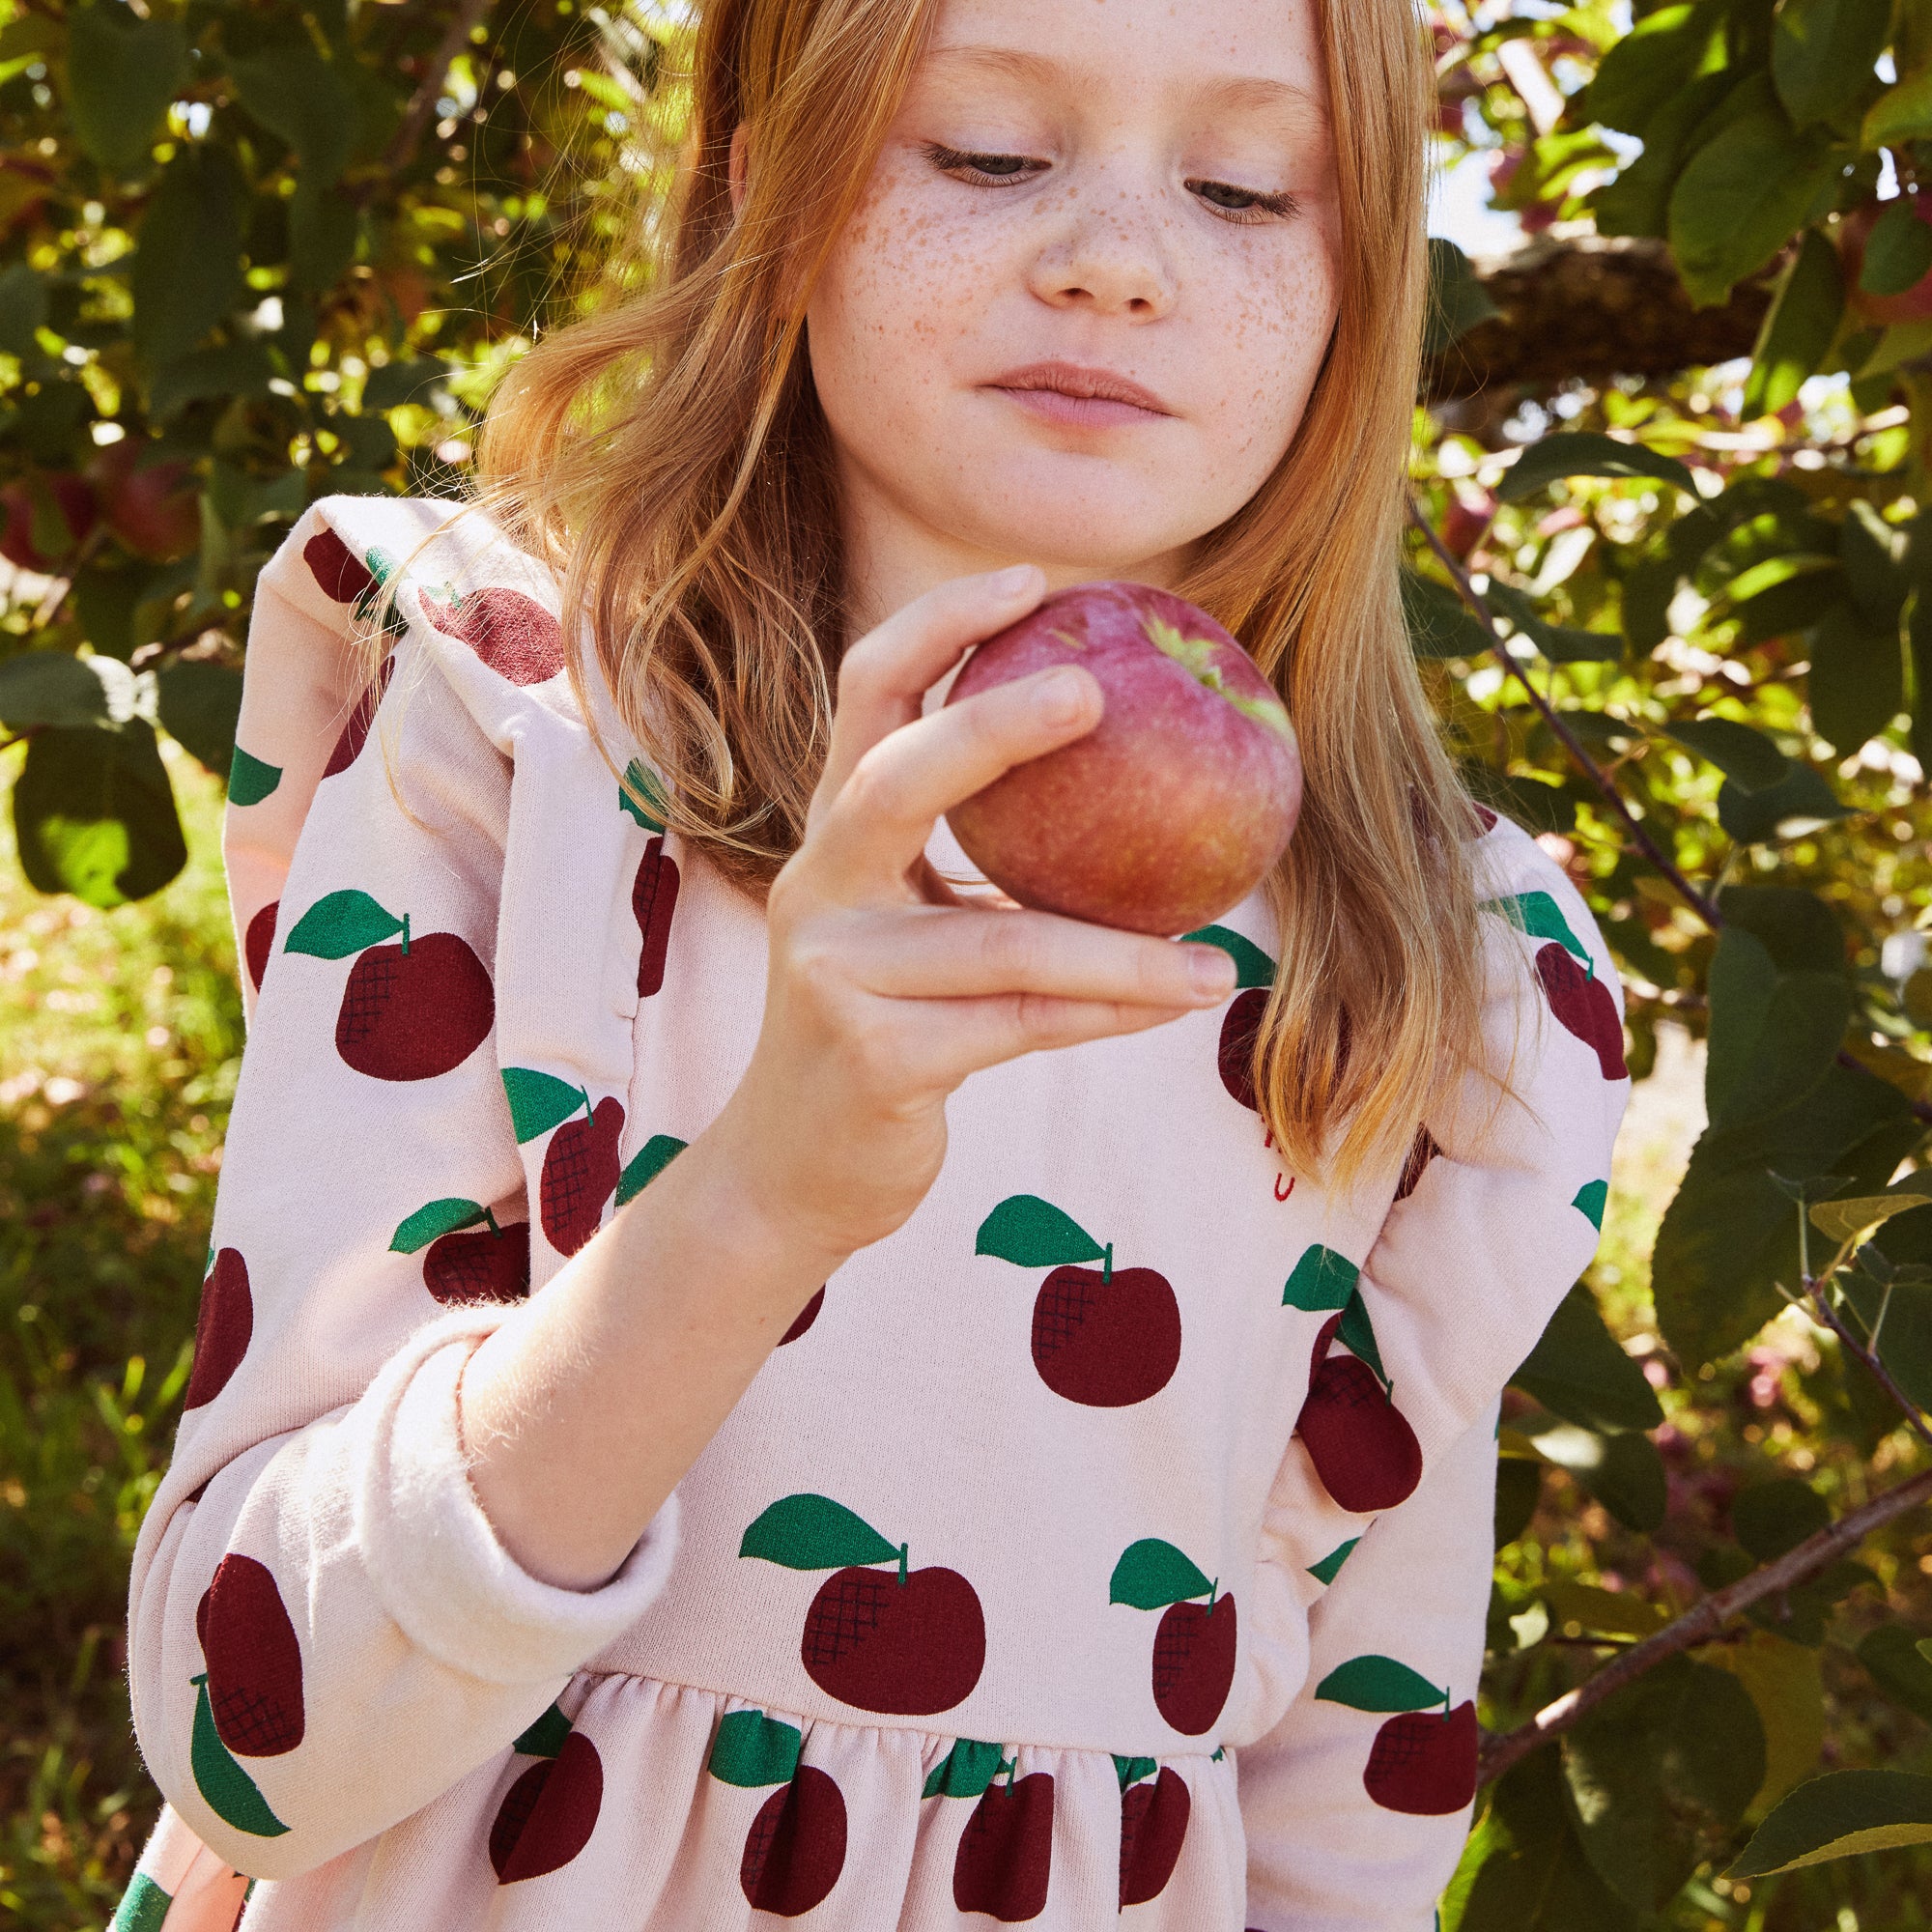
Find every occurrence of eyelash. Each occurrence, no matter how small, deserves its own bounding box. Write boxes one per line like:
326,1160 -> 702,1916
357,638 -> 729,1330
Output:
922,143 -> 1299,224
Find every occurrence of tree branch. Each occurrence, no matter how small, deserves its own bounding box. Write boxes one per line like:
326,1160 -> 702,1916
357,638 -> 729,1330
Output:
382,0 -> 497,178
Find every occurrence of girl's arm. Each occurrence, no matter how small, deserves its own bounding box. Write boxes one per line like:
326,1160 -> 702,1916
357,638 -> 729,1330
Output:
1237,827 -> 1631,1930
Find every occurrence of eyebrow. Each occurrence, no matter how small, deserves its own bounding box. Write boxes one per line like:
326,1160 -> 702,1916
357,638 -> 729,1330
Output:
925,43 -> 1329,125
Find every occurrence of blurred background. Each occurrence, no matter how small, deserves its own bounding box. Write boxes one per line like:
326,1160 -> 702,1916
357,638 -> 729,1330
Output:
5,1 -> 1932,1927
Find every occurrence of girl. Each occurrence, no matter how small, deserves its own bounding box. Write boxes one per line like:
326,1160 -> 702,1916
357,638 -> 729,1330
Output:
122,0 -> 1631,1927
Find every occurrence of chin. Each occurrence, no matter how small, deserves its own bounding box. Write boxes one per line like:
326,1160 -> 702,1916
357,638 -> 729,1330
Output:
946,468 -> 1214,577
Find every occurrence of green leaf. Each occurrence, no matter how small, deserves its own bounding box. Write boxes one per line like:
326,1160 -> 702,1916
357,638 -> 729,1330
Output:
1307,1537 -> 1359,1586
1806,1172 -> 1932,1245
975,1194 -> 1105,1269
1526,1421 -> 1667,1532
1709,1633 -> 1825,1811
152,342 -> 276,422
67,6 -> 186,177
1664,717 -> 1791,790
1481,891 -> 1591,968
1730,1769 -> 1932,1875
1862,197 -> 1932,296
1773,0 -> 1890,128
1572,1180 -> 1609,1230
110,1872 -> 172,1932
1511,1284 -> 1663,1434
1336,1287 -> 1385,1383
228,748 -> 282,808
1840,500 -> 1909,625
131,147 -> 245,370
1313,1654 -> 1447,1715
1425,238 -> 1499,359
1863,67 -> 1932,148
511,1702 -> 572,1757
362,357 -> 453,412
1732,1478 -> 1831,1561
1496,433 -> 1695,504
1719,884 -> 1845,973
189,1676 -> 289,1837
283,889 -> 404,961
1858,1625 -> 1932,1722
739,1492 -> 899,1571
0,262 -> 47,357
1809,602 -> 1905,750
500,1068 -> 591,1144
1482,582 -> 1625,664
1718,763 -> 1850,843
1846,1273 -> 1932,1410
156,663 -> 243,780
1179,923 -> 1275,989
1108,1537 -> 1214,1609
1746,228 -> 1845,418
708,1709 -> 803,1787
616,1133 -> 688,1207
1712,972 -> 1852,1130
923,1737 -> 1008,1799
229,49 -> 357,187
619,759 -> 669,832
1667,109 -> 1841,308
1594,69 -> 1740,241
1113,1753 -> 1157,1791
389,1198 -> 489,1254
0,652 -> 114,730
1495,1458 -> 1543,1548
14,723 -> 185,907
1401,568 -> 1492,660
1456,1748 -> 1642,1932
1585,1 -> 1725,135
1282,1243 -> 1359,1312
1541,1580 -> 1665,1639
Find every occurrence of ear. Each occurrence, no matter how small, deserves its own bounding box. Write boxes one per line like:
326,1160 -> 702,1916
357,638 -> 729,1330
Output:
728,123 -> 750,216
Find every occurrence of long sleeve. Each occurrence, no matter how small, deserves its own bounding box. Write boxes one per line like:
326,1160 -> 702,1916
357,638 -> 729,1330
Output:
127,504 -> 678,1881
1238,823 -> 1632,1929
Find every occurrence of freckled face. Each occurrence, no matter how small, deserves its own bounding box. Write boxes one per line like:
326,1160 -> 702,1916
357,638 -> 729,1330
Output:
804,0 -> 1340,585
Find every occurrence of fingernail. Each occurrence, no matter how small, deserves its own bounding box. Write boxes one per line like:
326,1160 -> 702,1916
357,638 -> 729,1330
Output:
1039,668 -> 1091,724
1189,947 -> 1237,999
993,564 -> 1039,596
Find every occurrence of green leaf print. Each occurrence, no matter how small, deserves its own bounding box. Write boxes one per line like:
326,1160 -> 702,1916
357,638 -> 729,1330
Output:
500,1067 -> 591,1144
1481,890 -> 1592,970
283,889 -> 404,959
616,1134 -> 688,1208
1109,1538 -> 1214,1610
1307,1538 -> 1361,1586
619,759 -> 668,833
1282,1244 -> 1360,1312
110,1873 -> 171,1932
1313,1655 -> 1447,1715
923,1737 -> 1009,1799
1337,1287 -> 1386,1385
389,1197 -> 489,1253
739,1493 -> 900,1571
512,1702 -> 572,1758
975,1194 -> 1106,1269
709,1710 -> 804,1788
1179,923 -> 1275,989
1113,1754 -> 1158,1791
189,1675 -> 290,1837
227,746 -> 281,808
1574,1179 -> 1610,1230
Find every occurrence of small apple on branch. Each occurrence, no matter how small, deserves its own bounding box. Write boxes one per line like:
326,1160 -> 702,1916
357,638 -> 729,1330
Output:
1314,1653 -> 1478,1816
1109,1538 -> 1236,1735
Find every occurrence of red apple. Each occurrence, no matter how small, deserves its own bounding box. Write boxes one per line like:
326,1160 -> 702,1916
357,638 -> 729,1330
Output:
322,655 -> 394,780
490,1731 -> 604,1882
198,1554 -> 303,1756
1840,194 -> 1932,325
800,1563 -> 986,1715
1217,987 -> 1267,1111
185,1248 -> 252,1409
1151,1591 -> 1237,1734
779,1285 -> 825,1345
304,527 -> 376,605
1297,1354 -> 1424,1512
425,1220 -> 531,1304
1032,1262 -> 1179,1406
1363,1700 -> 1478,1816
945,582 -> 1302,935
423,585 -> 566,686
243,901 -> 278,994
0,471 -> 96,573
1534,942 -> 1627,1081
740,1764 -> 847,1916
540,1095 -> 624,1255
634,836 -> 679,998
952,1771 -> 1055,1920
86,440 -> 199,562
1119,1765 -> 1190,1907
336,927 -> 494,1081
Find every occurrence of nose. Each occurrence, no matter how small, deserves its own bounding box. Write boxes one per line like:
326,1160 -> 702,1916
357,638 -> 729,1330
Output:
1025,167 -> 1178,320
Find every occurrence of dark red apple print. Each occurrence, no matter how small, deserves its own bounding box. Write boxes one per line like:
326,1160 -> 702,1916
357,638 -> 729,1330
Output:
1469,802 -> 1497,836
1111,1540 -> 1236,1734
1395,1125 -> 1439,1202
976,1195 -> 1180,1407
303,527 -> 375,605
198,1554 -> 303,1756
321,654 -> 394,780
1119,1764 -> 1190,1907
285,890 -> 494,1082
390,1198 -> 531,1303
740,1493 -> 985,1716
541,1095 -> 625,1256
953,1770 -> 1055,1921
779,1286 -> 825,1345
1297,1354 -> 1423,1513
423,586 -> 566,686
633,837 -> 680,998
243,900 -> 278,993
1534,941 -> 1627,1081
185,1248 -> 252,1409
1217,988 -> 1266,1111
740,1764 -> 847,1916
1314,1655 -> 1476,1816
490,1731 -> 604,1882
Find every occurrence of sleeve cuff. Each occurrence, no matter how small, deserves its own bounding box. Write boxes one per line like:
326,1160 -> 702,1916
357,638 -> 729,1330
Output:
354,1310 -> 679,1686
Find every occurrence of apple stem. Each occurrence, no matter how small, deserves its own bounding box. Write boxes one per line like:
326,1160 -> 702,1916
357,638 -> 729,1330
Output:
579,1087 -> 593,1122
483,1207 -> 500,1236
400,912 -> 411,956
1102,1242 -> 1113,1286
897,1542 -> 909,1587
1206,1577 -> 1219,1615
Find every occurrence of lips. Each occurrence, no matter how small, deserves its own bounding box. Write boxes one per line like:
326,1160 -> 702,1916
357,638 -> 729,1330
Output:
984,359 -> 1173,427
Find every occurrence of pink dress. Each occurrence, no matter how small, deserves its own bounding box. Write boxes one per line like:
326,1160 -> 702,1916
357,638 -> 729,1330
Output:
120,497 -> 1630,1931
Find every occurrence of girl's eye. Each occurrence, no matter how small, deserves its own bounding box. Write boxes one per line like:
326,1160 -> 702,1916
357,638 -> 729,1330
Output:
924,144 -> 1044,186
1188,178 -> 1299,223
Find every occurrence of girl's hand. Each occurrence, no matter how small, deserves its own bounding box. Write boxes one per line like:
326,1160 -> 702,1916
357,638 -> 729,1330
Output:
716,564 -> 1239,1265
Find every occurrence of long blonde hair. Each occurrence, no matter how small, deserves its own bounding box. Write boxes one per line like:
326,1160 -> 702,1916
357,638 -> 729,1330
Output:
477,0 -> 1484,1185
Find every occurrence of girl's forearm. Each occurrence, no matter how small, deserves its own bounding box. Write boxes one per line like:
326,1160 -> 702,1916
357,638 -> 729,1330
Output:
460,1104 -> 849,1591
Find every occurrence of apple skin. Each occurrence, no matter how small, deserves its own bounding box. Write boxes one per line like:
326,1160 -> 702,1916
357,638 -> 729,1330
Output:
198,1553 -> 303,1756
1363,1700 -> 1478,1816
86,440 -> 199,562
489,1732 -> 604,1882
1031,1264 -> 1180,1406
952,1771 -> 1055,1921
425,1221 -> 531,1305
0,471 -> 96,573
1534,943 -> 1627,1081
423,586 -> 566,686
185,1247 -> 252,1409
1119,1766 -> 1191,1907
334,929 -> 495,1081
739,1765 -> 847,1916
1841,194 -> 1932,326
945,583 -> 1302,935
1151,1593 -> 1237,1734
800,1564 -> 986,1715
540,1096 -> 625,1256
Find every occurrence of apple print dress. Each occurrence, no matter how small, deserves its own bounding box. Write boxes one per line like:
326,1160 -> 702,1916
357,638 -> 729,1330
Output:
121,497 -> 1631,1932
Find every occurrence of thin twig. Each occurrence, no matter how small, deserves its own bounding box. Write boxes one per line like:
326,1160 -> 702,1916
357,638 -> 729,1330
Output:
382,0 -> 497,178
1807,1278 -> 1932,1454
1479,1461 -> 1932,1784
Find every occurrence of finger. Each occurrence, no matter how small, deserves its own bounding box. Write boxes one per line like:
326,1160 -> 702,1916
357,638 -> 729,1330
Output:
910,992 -> 1203,1090
813,564 -> 1046,815
848,906 -> 1236,1009
811,665 -> 1102,894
